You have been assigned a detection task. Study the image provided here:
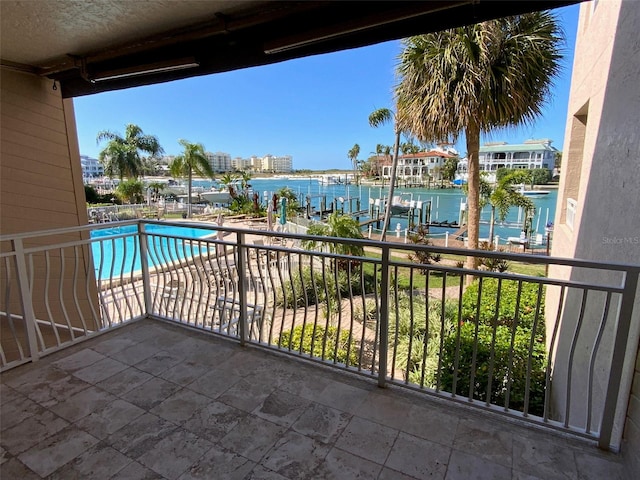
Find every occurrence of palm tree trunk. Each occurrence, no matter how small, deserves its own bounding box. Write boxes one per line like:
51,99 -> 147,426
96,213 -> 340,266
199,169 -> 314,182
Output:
188,167 -> 193,218
489,205 -> 496,248
380,129 -> 401,241
465,121 -> 481,270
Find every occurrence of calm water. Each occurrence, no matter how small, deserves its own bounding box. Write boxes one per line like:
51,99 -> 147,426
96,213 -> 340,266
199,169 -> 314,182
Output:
91,224 -> 216,279
194,177 -> 558,241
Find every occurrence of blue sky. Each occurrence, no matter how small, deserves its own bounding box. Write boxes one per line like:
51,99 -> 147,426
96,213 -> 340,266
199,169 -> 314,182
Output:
74,4 -> 579,171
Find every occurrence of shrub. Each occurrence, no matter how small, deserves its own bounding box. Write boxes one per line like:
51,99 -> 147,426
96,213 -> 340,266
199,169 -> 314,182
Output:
439,322 -> 547,415
279,324 -> 360,366
353,298 -> 379,327
496,167 -> 551,185
85,184 -> 100,203
277,266 -> 377,309
387,292 -> 458,386
461,278 -> 544,332
407,225 -> 442,269
530,168 -> 551,185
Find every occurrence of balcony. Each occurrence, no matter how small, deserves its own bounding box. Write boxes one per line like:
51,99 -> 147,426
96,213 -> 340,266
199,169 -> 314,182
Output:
0,317 -> 627,479
1,219 -> 636,478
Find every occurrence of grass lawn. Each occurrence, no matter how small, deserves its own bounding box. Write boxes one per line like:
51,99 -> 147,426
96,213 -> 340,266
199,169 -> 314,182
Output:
361,251 -> 463,290
362,248 -> 546,292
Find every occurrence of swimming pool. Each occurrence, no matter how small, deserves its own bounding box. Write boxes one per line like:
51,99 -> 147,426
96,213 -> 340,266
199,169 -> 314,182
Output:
91,224 -> 216,280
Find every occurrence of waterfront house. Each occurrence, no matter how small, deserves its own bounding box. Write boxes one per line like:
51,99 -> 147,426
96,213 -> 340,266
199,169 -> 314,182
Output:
457,139 -> 559,182
380,150 -> 456,185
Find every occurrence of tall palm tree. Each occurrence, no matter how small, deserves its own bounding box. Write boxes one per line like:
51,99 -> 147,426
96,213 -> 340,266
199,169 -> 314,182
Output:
394,11 -> 562,268
369,108 -> 403,241
348,144 -> 360,185
97,124 -> 163,179
169,140 -> 214,217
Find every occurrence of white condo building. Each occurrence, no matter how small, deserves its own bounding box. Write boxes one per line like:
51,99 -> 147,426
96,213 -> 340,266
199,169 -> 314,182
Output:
261,154 -> 293,173
80,155 -> 104,178
206,152 -> 233,172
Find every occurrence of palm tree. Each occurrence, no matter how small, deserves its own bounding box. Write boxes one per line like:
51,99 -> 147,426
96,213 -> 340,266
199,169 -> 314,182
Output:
219,173 -> 239,197
369,108 -> 404,241
146,181 -> 166,202
400,142 -> 421,154
115,178 -> 144,204
239,171 -> 252,196
394,11 -> 562,268
169,140 -> 214,217
470,173 -> 535,247
303,212 -> 364,259
348,144 -> 360,185
97,124 -> 163,179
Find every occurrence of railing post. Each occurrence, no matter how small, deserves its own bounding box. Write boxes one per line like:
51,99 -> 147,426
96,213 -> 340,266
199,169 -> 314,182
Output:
12,239 -> 39,362
378,245 -> 390,387
138,222 -> 152,317
599,267 -> 639,450
236,231 -> 248,346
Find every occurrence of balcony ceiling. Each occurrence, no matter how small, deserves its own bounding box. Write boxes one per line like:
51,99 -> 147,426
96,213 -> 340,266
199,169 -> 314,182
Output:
0,0 -> 580,98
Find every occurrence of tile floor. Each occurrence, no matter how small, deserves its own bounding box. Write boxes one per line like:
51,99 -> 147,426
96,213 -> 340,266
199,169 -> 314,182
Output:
0,319 -> 630,479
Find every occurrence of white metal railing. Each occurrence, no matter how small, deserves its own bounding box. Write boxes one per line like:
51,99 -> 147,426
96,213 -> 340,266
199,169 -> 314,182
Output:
1,219 -> 638,451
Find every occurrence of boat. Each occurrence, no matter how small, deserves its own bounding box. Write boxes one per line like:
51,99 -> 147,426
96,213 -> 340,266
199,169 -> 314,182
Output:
200,191 -> 233,204
389,194 -> 413,215
518,184 -> 549,197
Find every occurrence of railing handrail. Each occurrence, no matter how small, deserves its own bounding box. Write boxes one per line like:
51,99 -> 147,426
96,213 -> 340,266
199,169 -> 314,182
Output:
2,218 -> 638,452
3,217 -> 638,274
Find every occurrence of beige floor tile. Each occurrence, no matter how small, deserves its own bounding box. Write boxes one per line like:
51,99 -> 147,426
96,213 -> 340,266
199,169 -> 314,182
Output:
261,431 -> 331,480
137,428 -> 212,479
452,416 -> 514,468
252,389 -> 311,427
445,449 -> 511,480
385,432 -> 450,480
177,444 -> 255,480
291,402 -> 352,444
512,434 -> 579,480
17,426 -> 99,477
335,416 -> 398,465
47,442 -> 131,479
314,447 -> 382,479
221,415 -> 286,462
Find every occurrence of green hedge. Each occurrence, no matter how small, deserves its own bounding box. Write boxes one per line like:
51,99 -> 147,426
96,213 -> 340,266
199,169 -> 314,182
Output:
440,323 -> 546,415
277,266 -> 377,309
440,277 -> 547,415
461,278 -> 545,332
279,324 -> 359,366
496,167 -> 551,185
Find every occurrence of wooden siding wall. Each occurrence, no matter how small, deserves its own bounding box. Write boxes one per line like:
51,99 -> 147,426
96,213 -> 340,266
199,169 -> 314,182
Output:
1,69 -> 88,233
1,69 -> 100,364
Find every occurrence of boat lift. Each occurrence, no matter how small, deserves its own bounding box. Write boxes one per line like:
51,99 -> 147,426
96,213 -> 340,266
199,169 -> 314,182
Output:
368,196 -> 432,231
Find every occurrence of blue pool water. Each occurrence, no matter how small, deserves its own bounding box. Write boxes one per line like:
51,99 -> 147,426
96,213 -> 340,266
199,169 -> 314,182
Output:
91,224 -> 216,279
